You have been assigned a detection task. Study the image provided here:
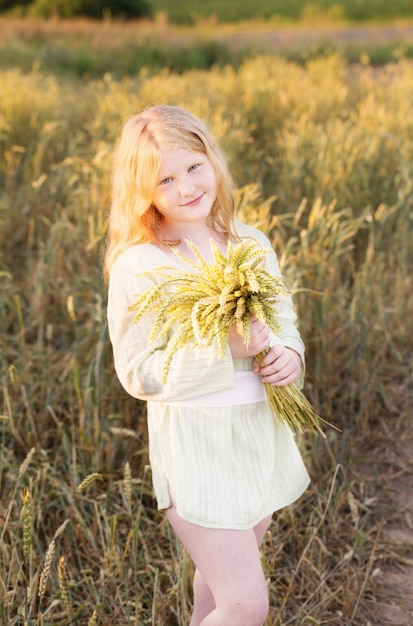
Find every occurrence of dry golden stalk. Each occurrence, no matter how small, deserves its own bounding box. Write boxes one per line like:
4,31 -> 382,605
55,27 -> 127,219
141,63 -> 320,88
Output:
123,461 -> 132,508
18,446 -> 36,479
38,539 -> 56,602
38,520 -> 70,603
76,472 -> 103,493
57,555 -> 72,612
347,491 -> 360,528
130,239 -> 327,436
109,427 -> 140,440
21,488 -> 32,565
88,609 -> 98,626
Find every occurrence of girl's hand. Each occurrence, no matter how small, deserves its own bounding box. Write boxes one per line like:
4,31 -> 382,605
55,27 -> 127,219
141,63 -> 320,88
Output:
228,317 -> 270,358
253,345 -> 302,387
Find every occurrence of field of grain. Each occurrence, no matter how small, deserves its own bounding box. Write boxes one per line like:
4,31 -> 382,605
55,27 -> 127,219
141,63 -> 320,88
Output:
1,17 -> 413,626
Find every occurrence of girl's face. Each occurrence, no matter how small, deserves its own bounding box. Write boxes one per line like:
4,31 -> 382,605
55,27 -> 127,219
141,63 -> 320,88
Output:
152,148 -> 218,232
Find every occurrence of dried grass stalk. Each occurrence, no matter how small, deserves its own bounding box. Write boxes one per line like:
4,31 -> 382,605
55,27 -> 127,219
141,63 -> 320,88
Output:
76,472 -> 103,493
38,539 -> 56,602
123,461 -> 132,508
58,555 -> 72,612
38,520 -> 70,603
18,446 -> 36,479
21,488 -> 32,565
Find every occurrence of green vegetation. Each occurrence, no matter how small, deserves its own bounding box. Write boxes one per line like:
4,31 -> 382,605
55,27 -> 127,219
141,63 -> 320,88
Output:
2,0 -> 413,21
0,32 -> 243,77
150,0 -> 413,24
1,47 -> 412,623
0,0 -> 152,18
1,16 -> 413,80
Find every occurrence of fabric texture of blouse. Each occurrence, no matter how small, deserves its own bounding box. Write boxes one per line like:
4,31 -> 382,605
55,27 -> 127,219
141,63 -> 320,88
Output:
107,222 -> 310,529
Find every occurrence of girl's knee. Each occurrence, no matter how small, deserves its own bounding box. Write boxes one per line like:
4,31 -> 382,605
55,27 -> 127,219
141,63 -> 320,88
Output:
245,590 -> 269,625
221,587 -> 269,625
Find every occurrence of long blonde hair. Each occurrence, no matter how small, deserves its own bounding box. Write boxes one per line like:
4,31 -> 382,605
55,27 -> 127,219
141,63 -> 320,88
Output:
104,104 -> 238,279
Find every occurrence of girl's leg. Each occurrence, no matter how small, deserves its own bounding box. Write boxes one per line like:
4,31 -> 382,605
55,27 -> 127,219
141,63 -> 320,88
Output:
190,568 -> 216,625
166,506 -> 273,626
189,514 -> 272,625
254,513 -> 273,546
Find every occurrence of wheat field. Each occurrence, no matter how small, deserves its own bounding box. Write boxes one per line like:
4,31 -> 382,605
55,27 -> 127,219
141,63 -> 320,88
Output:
1,47 -> 412,624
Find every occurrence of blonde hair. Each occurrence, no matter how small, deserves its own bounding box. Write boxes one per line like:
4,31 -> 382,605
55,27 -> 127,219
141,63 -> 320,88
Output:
104,104 -> 238,279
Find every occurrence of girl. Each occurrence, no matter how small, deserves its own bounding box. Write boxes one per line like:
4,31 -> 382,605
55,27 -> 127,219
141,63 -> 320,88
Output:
105,105 -> 310,626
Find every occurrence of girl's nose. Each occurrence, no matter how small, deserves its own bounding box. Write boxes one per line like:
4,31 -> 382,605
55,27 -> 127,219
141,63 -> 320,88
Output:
178,175 -> 196,196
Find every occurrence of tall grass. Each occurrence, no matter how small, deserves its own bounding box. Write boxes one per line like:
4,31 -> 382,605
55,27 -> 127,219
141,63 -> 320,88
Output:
1,53 -> 412,624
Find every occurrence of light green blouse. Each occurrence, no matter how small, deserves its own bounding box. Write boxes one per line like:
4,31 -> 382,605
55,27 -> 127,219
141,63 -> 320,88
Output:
107,222 -> 310,529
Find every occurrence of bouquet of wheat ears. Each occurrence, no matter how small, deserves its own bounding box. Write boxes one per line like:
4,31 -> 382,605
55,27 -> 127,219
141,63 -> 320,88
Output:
129,238 -> 328,437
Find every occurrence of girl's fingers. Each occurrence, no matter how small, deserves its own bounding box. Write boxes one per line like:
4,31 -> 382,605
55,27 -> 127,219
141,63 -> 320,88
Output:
256,347 -> 302,385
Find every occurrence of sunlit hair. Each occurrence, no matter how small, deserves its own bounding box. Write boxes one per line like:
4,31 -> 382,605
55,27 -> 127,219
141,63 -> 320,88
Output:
104,104 -> 239,279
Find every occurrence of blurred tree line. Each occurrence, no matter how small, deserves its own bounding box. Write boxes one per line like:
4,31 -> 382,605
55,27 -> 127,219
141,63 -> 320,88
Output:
0,0 -> 152,18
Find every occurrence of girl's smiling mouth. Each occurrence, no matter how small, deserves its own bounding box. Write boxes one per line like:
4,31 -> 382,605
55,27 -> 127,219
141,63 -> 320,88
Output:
183,193 -> 204,206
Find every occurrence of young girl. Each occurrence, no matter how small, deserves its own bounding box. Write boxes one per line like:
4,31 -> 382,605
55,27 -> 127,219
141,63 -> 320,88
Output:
105,104 -> 310,626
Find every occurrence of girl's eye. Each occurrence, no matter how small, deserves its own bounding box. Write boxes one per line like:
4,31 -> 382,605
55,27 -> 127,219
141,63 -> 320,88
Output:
159,177 -> 172,186
189,163 -> 200,172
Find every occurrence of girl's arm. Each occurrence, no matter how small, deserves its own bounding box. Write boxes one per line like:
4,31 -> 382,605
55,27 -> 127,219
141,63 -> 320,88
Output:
258,245 -> 306,388
234,224 -> 306,388
107,250 -> 235,403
